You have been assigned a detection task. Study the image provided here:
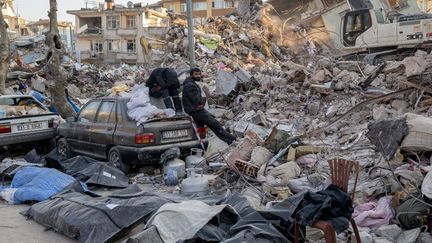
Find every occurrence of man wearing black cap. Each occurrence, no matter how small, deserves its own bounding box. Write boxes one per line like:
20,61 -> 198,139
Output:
183,68 -> 236,145
146,68 -> 183,114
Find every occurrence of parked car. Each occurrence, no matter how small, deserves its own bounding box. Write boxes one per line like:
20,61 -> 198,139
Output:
57,96 -> 207,174
0,95 -> 60,153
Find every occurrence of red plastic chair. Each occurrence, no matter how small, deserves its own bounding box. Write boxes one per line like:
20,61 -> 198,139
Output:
294,158 -> 361,243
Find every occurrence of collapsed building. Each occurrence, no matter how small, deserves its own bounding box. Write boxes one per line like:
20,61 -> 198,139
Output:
3,0 -> 432,242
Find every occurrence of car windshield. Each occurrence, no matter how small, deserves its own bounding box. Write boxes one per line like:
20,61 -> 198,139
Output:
0,96 -> 50,119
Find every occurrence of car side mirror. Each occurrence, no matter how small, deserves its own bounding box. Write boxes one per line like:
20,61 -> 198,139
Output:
66,117 -> 76,122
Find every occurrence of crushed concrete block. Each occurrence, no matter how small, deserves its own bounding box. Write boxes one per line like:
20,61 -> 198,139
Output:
307,101 -> 320,116
402,56 -> 429,77
226,136 -> 259,166
311,82 -> 332,95
234,68 -> 252,83
325,105 -> 337,118
264,124 -> 294,153
67,84 -> 81,97
215,70 -> 238,95
268,161 -> 301,181
31,76 -> 47,93
286,147 -> 296,161
391,99 -> 409,111
372,105 -> 389,121
250,146 -> 273,167
295,145 -> 329,157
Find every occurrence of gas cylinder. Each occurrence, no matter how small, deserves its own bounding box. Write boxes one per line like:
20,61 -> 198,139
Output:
185,148 -> 204,168
180,168 -> 209,196
163,157 -> 186,185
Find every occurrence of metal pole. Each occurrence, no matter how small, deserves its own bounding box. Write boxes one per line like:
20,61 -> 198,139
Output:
186,0 -> 195,66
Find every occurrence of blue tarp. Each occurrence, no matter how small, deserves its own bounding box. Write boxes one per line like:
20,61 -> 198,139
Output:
4,167 -> 79,204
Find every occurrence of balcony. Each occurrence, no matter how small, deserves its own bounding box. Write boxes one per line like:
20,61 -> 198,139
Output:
117,28 -> 137,36
81,51 -> 104,60
116,52 -> 137,60
77,27 -> 103,37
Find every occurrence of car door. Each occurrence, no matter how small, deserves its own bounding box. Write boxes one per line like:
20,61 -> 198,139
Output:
89,100 -> 116,159
67,100 -> 100,155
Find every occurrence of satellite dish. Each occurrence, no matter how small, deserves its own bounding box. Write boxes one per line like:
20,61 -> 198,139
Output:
127,1 -> 133,8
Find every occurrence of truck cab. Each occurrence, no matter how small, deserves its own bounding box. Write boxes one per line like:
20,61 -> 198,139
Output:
342,8 -> 432,50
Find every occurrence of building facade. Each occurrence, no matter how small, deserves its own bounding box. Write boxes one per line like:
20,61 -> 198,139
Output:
162,0 -> 235,24
68,3 -> 169,64
26,19 -> 75,52
2,0 -> 31,38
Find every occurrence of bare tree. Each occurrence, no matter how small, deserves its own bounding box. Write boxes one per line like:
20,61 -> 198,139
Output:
46,0 -> 75,117
0,1 -> 9,94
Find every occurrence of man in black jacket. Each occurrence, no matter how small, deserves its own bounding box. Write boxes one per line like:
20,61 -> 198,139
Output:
183,68 -> 236,145
146,68 -> 183,113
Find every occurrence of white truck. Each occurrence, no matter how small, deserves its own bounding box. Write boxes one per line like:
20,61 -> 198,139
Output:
0,95 -> 60,153
342,9 -> 432,50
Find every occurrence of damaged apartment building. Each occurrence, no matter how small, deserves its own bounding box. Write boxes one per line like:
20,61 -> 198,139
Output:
67,1 -> 170,64
162,0 -> 235,23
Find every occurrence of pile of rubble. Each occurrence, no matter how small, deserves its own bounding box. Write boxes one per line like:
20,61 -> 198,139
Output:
2,2 -> 432,242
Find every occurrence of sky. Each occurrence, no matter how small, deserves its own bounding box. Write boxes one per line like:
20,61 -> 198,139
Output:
14,0 -> 160,23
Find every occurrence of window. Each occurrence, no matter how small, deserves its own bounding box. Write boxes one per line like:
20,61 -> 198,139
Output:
108,104 -> 119,123
213,0 -> 222,9
374,10 -> 385,24
127,39 -> 136,52
78,101 -> 100,123
193,2 -> 207,11
96,101 -> 115,123
180,3 -> 187,12
167,4 -> 175,11
126,15 -> 136,28
90,40 -> 103,53
107,15 -> 120,29
224,1 -> 233,8
343,10 -> 372,47
107,39 -> 119,52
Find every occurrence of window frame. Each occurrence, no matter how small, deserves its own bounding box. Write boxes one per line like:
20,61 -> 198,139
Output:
107,39 -> 120,52
180,3 -> 187,12
90,40 -> 103,53
78,100 -> 101,123
107,15 -> 120,29
95,101 -> 115,124
126,15 -> 137,29
126,39 -> 136,53
193,2 -> 207,11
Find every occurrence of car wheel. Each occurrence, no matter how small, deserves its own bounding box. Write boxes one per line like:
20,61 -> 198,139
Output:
108,147 -> 130,174
57,138 -> 73,159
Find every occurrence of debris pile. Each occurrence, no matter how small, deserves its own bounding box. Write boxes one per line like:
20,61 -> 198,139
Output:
2,2 -> 432,243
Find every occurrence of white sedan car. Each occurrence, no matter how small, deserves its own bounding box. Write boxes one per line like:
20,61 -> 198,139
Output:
0,95 -> 60,151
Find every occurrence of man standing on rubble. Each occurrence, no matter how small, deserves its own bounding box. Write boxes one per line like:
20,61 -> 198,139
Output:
183,68 -> 236,145
146,68 -> 183,114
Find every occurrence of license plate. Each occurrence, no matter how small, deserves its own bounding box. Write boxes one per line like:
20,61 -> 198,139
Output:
162,129 -> 189,139
16,122 -> 43,131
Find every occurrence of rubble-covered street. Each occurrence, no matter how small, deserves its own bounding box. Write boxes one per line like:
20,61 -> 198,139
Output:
4,0 -> 432,242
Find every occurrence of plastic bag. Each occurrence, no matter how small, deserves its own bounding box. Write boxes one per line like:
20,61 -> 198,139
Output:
0,188 -> 17,204
127,87 -> 151,110
128,105 -> 165,125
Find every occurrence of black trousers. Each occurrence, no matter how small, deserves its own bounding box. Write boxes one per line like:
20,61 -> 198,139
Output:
188,109 -> 236,145
149,86 -> 179,99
